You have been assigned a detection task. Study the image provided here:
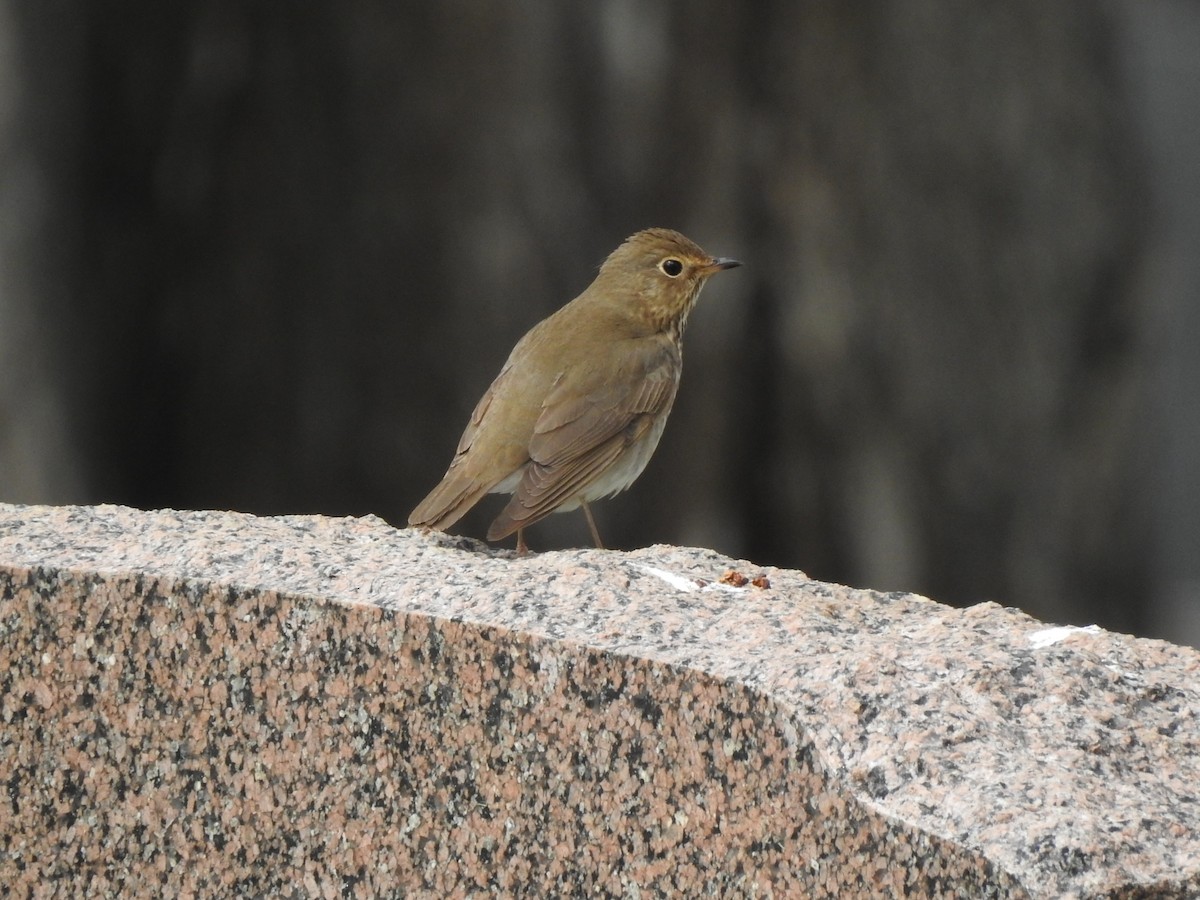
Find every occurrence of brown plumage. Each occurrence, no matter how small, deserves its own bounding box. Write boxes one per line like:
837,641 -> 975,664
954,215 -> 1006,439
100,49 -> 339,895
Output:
408,227 -> 741,552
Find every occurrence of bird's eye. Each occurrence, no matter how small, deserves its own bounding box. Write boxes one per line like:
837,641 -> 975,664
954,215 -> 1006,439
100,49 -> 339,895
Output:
660,258 -> 683,277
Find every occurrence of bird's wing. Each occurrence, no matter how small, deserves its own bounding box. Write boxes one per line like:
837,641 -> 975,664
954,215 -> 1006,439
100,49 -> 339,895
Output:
486,337 -> 679,539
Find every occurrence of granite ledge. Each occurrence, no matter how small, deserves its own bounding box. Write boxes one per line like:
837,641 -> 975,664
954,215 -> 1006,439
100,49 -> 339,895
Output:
0,504 -> 1197,898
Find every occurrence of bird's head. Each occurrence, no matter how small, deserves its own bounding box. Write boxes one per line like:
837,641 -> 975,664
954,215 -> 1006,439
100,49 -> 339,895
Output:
595,227 -> 741,335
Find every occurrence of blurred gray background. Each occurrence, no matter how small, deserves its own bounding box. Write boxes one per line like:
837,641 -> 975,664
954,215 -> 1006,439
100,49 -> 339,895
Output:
1,2 -> 1197,646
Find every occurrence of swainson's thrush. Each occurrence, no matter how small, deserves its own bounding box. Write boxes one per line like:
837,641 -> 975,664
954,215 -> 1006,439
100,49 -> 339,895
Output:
409,227 -> 741,552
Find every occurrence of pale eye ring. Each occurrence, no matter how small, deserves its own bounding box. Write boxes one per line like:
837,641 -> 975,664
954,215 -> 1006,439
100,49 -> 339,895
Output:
660,258 -> 683,277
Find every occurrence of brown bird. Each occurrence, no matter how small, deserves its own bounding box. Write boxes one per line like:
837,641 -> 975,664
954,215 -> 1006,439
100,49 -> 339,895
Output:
409,227 -> 741,553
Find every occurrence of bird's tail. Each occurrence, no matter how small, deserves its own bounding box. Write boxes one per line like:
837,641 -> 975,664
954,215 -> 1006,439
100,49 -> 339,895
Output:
408,474 -> 493,532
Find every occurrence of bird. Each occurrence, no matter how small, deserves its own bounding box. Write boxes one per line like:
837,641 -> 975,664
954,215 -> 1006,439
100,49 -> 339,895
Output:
408,227 -> 741,553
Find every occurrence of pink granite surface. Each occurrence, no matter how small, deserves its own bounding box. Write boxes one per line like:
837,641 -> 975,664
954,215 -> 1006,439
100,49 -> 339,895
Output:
0,504 -> 1197,897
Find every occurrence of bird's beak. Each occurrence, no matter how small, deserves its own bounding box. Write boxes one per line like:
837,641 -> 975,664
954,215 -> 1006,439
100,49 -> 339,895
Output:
704,256 -> 742,274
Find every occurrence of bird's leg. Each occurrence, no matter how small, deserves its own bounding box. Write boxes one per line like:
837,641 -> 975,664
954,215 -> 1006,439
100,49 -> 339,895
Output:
581,502 -> 605,550
516,528 -> 529,556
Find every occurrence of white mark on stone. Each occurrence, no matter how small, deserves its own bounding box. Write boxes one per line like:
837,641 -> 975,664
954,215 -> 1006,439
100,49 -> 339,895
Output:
1028,624 -> 1101,649
634,564 -> 746,593
634,565 -> 698,592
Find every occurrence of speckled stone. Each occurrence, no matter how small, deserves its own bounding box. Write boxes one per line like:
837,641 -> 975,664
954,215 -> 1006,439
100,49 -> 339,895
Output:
0,505 -> 1197,898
